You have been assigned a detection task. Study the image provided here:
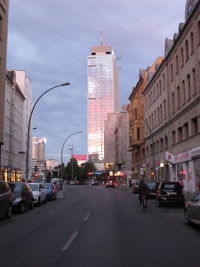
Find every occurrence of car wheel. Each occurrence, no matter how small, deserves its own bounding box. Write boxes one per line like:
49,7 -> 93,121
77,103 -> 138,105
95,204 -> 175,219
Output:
20,202 -> 26,213
6,205 -> 12,218
185,210 -> 190,225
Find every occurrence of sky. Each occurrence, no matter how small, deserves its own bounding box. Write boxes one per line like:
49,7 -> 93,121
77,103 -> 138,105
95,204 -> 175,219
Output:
7,0 -> 186,164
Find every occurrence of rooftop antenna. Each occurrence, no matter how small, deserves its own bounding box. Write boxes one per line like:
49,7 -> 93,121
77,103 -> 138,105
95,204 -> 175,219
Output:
100,28 -> 103,47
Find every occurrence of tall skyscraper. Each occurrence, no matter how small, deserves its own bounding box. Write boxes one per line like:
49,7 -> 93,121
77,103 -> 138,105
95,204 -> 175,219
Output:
87,43 -> 119,161
32,137 -> 47,177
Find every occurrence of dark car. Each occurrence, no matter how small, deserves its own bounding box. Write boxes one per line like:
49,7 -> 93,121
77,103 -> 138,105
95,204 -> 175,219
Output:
156,181 -> 185,207
106,180 -> 115,188
9,182 -> 34,213
184,192 -> 200,226
146,182 -> 159,199
0,180 -> 12,219
43,182 -> 57,201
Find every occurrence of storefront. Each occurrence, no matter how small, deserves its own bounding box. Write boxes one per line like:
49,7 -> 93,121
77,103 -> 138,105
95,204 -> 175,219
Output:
165,149 -> 200,193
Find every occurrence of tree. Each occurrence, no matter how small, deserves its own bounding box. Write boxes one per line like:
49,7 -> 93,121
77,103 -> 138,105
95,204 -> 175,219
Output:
79,161 -> 96,182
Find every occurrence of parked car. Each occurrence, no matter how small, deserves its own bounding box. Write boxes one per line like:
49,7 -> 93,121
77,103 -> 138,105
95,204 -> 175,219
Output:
0,180 -> 12,218
9,182 -> 34,213
28,183 -> 47,206
156,181 -> 185,207
132,182 -> 139,194
43,182 -> 57,201
106,180 -> 115,188
146,182 -> 159,199
184,192 -> 200,226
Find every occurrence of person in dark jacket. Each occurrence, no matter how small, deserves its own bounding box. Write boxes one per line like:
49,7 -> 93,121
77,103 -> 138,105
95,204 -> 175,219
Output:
138,180 -> 149,206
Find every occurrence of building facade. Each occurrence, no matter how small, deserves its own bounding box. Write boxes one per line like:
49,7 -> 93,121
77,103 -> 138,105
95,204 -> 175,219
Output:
1,71 -> 32,181
87,44 -> 119,162
46,159 -> 59,170
0,0 -> 9,169
143,0 -> 200,193
129,57 -> 163,181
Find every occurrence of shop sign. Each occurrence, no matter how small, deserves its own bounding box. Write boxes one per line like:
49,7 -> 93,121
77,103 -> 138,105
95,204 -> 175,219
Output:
165,152 -> 175,163
191,147 -> 200,158
174,151 -> 191,163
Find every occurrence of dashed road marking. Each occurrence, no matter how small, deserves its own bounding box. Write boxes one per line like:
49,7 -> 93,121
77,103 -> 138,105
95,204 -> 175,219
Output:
62,231 -> 78,251
83,213 -> 90,222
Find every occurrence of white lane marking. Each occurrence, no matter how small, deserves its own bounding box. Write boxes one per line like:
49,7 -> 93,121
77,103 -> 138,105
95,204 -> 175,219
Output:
93,204 -> 96,208
83,213 -> 90,222
62,231 -> 78,251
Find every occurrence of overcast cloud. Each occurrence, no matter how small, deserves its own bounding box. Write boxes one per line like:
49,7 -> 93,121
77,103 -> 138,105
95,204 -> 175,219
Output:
7,0 -> 186,164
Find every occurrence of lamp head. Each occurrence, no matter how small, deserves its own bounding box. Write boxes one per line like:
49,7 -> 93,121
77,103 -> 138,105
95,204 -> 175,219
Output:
60,82 -> 70,86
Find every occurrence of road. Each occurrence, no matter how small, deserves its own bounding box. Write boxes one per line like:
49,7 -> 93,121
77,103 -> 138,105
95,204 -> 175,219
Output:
0,184 -> 200,267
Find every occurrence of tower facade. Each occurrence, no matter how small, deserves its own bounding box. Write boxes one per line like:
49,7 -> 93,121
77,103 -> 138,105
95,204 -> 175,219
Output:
87,44 -> 119,161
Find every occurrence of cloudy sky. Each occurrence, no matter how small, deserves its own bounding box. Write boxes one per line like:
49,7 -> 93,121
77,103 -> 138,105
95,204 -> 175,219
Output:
7,0 -> 186,164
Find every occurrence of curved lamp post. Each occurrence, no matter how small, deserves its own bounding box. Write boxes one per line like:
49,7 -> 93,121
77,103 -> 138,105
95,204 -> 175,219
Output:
25,82 -> 70,180
134,114 -> 155,180
60,131 -> 82,180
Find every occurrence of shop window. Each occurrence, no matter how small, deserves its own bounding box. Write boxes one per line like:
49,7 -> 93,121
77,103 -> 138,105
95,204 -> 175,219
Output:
191,117 -> 198,136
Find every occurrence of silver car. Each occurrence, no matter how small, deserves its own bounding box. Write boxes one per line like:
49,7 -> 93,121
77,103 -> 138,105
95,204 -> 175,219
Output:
184,193 -> 200,225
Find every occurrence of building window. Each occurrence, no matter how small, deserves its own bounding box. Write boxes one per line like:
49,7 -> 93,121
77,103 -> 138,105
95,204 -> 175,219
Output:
185,40 -> 189,62
160,104 -> 163,123
177,127 -> 182,143
135,108 -> 137,119
172,130 -> 176,145
187,74 -> 191,101
198,21 -> 200,44
163,73 -> 165,90
160,138 -> 163,152
159,80 -> 162,95
170,63 -> 174,81
172,92 -> 175,114
192,68 -> 197,96
183,122 -> 189,140
181,47 -> 184,66
164,100 -> 166,120
182,80 -> 186,105
191,117 -> 198,136
157,107 -> 160,125
176,55 -> 179,74
190,32 -> 194,54
177,86 -> 180,110
165,135 -> 168,150
137,127 -> 140,140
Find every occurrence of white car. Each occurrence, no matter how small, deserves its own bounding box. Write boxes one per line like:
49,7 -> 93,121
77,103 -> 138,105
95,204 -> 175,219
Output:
28,183 -> 47,206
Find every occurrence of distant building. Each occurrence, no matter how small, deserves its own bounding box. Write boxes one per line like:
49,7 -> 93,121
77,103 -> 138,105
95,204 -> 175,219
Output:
46,159 -> 59,170
32,137 -> 47,178
0,0 -> 9,174
104,105 -> 131,174
87,43 -> 119,162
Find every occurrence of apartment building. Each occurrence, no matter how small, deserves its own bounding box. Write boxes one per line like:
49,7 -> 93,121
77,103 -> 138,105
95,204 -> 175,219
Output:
128,57 -> 163,181
143,0 -> 200,193
0,0 -> 9,170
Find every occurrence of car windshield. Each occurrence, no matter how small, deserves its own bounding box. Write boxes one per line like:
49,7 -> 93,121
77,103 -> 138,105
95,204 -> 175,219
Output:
163,184 -> 176,189
29,184 -> 39,191
147,182 -> 156,188
9,183 -> 22,193
44,183 -> 52,189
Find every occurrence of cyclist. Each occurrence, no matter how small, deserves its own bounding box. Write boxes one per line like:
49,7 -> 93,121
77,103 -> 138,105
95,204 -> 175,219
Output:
138,180 -> 149,207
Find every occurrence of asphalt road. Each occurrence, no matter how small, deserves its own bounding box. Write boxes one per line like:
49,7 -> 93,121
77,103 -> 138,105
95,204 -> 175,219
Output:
0,184 -> 200,267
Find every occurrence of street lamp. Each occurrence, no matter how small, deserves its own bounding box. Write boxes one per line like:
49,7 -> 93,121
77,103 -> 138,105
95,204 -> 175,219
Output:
60,131 -> 82,180
25,82 -> 70,181
134,114 -> 155,181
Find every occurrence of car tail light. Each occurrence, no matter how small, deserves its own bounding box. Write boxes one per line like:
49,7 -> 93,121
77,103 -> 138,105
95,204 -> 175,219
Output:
52,189 -> 55,193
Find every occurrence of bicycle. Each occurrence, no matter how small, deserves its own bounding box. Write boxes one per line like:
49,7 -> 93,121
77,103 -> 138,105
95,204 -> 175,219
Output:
140,195 -> 147,211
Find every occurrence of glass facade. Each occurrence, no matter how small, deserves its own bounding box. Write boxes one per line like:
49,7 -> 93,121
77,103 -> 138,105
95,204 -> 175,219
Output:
87,46 -> 119,161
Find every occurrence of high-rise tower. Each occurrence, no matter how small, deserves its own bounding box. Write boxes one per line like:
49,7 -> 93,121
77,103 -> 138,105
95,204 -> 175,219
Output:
87,43 -> 119,161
